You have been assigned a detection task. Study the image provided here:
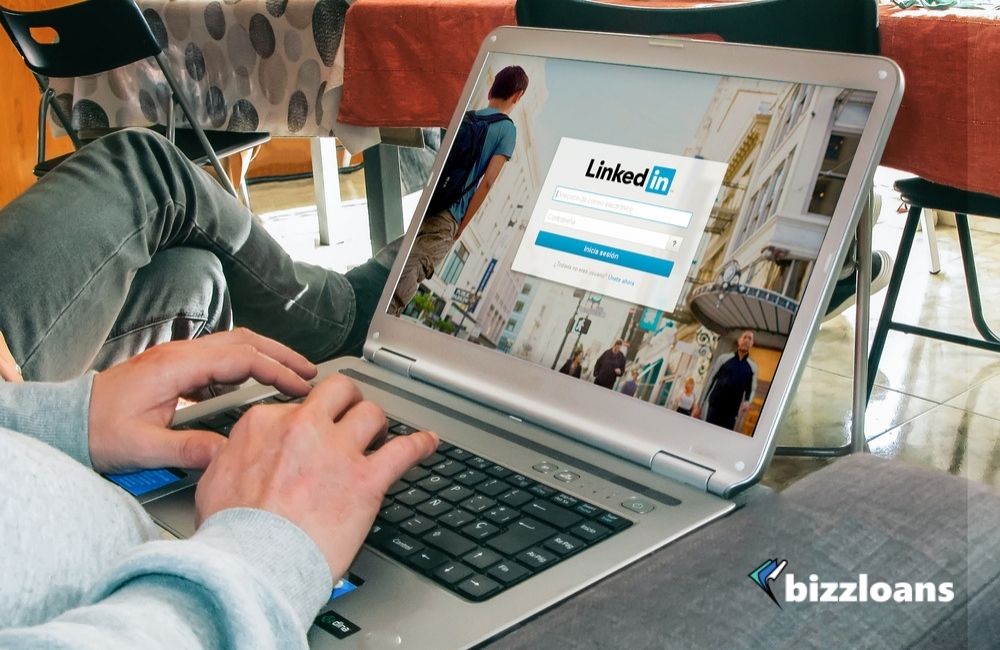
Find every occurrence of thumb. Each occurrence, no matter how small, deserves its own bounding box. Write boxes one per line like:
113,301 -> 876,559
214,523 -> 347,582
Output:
140,425 -> 228,470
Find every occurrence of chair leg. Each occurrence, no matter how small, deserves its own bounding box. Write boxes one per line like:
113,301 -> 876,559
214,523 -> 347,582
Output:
922,209 -> 941,274
955,214 -> 1000,344
225,147 -> 257,209
866,204 -> 922,401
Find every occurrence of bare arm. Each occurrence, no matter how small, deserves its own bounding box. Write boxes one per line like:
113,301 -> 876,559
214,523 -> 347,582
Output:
455,154 -> 508,240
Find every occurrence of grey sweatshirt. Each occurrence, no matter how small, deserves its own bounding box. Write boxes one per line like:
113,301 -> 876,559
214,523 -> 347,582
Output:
0,375 -> 333,648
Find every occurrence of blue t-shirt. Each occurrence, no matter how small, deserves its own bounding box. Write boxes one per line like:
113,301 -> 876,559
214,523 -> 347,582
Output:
448,107 -> 517,223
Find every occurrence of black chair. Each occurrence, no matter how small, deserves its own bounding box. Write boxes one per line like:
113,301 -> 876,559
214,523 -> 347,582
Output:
866,179 -> 1000,400
0,0 -> 270,199
516,0 -> 882,457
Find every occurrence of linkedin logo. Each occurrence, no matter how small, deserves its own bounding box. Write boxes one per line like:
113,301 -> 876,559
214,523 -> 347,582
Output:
645,166 -> 676,196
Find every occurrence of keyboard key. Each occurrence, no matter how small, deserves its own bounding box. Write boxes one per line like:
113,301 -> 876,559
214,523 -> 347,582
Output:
407,548 -> 449,573
454,470 -> 487,487
459,495 -> 496,514
390,423 -> 419,435
366,521 -> 395,547
486,518 -> 556,556
570,520 -> 611,543
396,488 -> 431,507
499,489 -> 533,508
467,456 -> 491,470
416,498 -> 452,518
380,504 -> 414,524
387,480 -> 409,496
431,459 -> 464,477
506,473 -> 532,488
417,474 -> 452,492
436,441 -> 454,453
544,533 -> 586,556
402,466 -> 430,482
385,533 -> 424,559
461,520 -> 500,541
484,505 -> 518,525
463,547 -> 503,571
476,478 -> 510,497
551,493 -> 579,509
401,516 -> 436,536
522,500 -> 582,529
486,465 -> 513,479
488,560 -> 531,585
380,496 -> 392,509
439,485 -> 475,503
516,546 -> 559,570
456,575 -> 500,601
439,509 -> 475,529
596,512 -> 632,531
433,561 -> 473,585
528,483 -> 556,498
419,453 -> 445,468
574,502 -> 601,517
446,448 -> 472,462
424,528 -> 477,557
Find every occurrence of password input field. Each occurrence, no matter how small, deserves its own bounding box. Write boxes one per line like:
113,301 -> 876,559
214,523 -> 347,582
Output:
544,209 -> 679,249
552,186 -> 692,228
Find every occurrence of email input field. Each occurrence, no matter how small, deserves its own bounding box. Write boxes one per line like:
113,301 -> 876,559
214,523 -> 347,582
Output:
544,209 -> 682,250
552,186 -> 692,228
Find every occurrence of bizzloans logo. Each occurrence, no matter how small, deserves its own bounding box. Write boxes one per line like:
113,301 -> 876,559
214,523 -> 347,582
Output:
749,559 -> 954,607
584,159 -> 676,196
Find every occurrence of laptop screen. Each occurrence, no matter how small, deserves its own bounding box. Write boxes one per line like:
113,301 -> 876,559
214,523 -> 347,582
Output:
387,51 -> 874,438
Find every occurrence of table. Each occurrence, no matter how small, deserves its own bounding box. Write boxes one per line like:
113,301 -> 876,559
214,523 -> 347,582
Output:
49,0 -> 381,245
339,3 -> 1000,197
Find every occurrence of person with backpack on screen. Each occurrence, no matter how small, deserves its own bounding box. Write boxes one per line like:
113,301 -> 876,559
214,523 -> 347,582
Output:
390,65 -> 529,315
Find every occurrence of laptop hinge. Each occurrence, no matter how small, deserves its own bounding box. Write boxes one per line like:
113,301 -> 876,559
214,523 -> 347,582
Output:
650,451 -> 715,493
370,348 -> 416,378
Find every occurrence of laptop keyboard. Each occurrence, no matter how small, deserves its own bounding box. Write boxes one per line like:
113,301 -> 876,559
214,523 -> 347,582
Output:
182,398 -> 633,602
369,418 -> 632,601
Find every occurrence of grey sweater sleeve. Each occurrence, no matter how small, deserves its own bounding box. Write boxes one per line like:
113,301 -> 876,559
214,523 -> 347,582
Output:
0,504 -> 333,649
0,373 -> 94,467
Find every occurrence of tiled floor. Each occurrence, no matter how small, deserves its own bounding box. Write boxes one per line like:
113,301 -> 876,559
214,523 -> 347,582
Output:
250,165 -> 1000,493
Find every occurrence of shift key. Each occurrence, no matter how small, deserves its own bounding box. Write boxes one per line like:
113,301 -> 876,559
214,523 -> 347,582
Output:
486,518 -> 556,556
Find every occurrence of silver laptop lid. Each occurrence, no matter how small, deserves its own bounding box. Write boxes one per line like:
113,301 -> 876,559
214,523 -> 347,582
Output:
366,27 -> 902,496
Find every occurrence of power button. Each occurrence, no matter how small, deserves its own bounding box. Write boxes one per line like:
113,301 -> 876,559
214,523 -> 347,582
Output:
621,497 -> 655,514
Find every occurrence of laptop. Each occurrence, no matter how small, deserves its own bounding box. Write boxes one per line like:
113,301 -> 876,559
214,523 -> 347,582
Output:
108,27 -> 901,648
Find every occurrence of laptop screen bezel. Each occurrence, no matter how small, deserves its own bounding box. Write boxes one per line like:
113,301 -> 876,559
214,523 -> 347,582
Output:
363,27 -> 903,496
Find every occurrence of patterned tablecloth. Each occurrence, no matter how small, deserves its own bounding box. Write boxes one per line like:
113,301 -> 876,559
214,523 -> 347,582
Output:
48,0 -> 378,151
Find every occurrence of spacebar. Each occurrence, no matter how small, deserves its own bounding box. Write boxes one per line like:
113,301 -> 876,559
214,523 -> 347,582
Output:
486,518 -> 556,556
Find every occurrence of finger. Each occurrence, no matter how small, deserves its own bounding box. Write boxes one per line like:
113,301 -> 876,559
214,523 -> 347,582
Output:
165,343 -> 314,398
185,329 -> 318,381
335,400 -> 387,450
302,374 -> 364,422
366,430 -> 439,490
131,426 -> 227,470
0,357 -> 22,383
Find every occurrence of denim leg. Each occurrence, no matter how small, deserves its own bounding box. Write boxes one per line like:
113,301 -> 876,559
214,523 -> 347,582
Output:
0,129 -> 355,380
88,248 -> 233,373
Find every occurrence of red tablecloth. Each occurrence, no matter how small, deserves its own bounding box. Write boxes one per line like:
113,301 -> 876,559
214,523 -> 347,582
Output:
340,3 -> 1000,197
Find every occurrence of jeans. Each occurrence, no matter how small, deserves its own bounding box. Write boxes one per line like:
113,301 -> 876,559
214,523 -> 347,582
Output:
390,209 -> 457,315
0,129 -> 357,381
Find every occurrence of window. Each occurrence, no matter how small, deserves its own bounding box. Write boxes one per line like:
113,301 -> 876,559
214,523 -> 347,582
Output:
439,243 -> 469,285
513,300 -> 525,313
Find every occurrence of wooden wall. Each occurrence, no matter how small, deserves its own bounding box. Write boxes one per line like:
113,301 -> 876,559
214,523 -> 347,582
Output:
0,0 -> 310,209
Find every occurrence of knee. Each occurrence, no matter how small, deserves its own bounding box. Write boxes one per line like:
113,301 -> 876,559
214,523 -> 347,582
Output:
157,248 -> 233,335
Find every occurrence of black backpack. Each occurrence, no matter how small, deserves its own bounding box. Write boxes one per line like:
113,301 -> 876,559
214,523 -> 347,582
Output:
426,110 -> 512,216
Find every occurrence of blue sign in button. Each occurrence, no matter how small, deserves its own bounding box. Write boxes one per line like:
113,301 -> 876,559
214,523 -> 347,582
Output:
535,231 -> 674,277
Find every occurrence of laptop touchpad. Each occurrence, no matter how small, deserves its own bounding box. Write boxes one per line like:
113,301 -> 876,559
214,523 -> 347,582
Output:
145,486 -> 198,538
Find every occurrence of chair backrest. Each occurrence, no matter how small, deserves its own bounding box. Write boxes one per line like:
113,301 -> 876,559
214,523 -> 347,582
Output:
515,0 -> 879,55
0,0 -> 161,78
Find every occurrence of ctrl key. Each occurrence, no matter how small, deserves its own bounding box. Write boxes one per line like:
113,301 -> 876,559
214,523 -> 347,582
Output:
314,610 -> 361,639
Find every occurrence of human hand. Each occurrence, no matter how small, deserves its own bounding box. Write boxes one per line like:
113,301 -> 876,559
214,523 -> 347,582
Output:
0,331 -> 23,383
692,404 -> 701,419
194,375 -> 438,579
88,329 -> 317,473
615,368 -> 623,375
